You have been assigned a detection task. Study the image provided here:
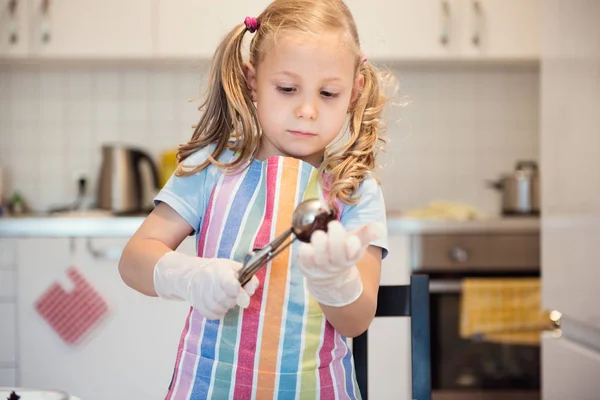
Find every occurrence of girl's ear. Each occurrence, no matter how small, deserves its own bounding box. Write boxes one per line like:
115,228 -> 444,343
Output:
243,61 -> 258,101
349,73 -> 365,110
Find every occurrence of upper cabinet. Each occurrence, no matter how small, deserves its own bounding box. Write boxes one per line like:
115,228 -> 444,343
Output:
347,0 -> 454,60
0,0 -> 540,62
456,0 -> 540,59
30,0 -> 153,58
155,0 -> 271,59
347,0 -> 540,61
0,0 -> 153,58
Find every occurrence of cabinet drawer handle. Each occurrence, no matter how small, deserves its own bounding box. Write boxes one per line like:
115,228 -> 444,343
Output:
86,238 -> 123,261
440,0 -> 451,46
449,246 -> 469,263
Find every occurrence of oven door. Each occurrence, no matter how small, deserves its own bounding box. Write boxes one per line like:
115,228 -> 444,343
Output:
429,279 -> 541,400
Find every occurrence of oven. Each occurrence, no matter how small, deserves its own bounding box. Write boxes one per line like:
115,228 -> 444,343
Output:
411,230 -> 548,400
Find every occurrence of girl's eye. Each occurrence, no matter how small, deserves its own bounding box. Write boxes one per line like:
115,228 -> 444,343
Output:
276,86 -> 295,94
321,90 -> 340,99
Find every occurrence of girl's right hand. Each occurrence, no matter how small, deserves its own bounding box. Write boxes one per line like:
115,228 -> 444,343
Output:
153,251 -> 260,320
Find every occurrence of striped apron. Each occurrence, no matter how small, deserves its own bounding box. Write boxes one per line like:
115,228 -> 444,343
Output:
165,156 -> 361,400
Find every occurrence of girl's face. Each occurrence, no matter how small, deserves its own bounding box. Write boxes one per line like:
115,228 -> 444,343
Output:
244,31 -> 364,167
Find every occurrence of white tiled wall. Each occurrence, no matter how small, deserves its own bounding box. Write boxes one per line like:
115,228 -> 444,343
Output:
379,64 -> 540,214
0,63 -> 539,215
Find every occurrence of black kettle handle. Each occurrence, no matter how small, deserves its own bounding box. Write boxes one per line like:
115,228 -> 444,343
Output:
134,150 -> 160,190
516,160 -> 538,171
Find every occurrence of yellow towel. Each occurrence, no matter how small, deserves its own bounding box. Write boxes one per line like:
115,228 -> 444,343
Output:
460,278 -> 551,345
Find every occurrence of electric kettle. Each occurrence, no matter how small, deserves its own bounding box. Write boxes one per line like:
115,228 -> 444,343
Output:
97,144 -> 160,214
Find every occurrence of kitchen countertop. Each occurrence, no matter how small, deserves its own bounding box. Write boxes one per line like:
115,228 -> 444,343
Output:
0,212 -> 540,237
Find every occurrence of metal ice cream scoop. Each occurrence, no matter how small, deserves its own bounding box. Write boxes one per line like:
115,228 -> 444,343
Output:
237,198 -> 337,286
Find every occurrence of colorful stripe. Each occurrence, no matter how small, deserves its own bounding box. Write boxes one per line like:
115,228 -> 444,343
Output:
227,175 -> 267,395
276,163 -> 314,397
255,158 -> 299,399
192,161 -> 263,399
298,171 -> 327,396
232,158 -> 279,399
166,180 -> 221,400
186,173 -> 241,398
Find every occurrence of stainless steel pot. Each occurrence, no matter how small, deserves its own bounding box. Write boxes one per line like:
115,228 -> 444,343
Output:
487,160 -> 540,216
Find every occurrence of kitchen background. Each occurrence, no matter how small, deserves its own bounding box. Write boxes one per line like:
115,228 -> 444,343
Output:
0,63 -> 539,214
3,1 -> 600,399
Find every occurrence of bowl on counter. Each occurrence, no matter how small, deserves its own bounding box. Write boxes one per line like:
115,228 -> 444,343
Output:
0,387 -> 80,400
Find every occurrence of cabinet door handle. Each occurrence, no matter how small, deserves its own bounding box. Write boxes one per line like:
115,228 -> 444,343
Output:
7,0 -> 18,44
472,0 -> 482,47
440,0 -> 451,46
40,0 -> 51,43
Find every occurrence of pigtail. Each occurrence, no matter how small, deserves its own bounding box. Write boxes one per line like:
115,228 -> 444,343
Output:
176,23 -> 261,176
321,60 -> 387,205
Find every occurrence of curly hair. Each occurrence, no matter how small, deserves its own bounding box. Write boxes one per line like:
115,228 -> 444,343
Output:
176,0 -> 391,206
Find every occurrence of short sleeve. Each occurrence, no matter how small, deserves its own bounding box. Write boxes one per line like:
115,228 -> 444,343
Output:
153,148 -> 213,234
339,175 -> 389,259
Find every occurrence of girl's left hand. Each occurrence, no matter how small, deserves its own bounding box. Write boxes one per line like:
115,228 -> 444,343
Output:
297,220 -> 384,307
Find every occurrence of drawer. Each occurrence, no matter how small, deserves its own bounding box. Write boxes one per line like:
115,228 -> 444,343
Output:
411,233 -> 540,272
0,270 -> 16,299
0,367 -> 17,386
0,304 -> 16,363
0,239 -> 16,269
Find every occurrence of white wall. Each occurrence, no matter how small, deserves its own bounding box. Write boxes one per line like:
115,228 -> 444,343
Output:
0,63 -> 539,215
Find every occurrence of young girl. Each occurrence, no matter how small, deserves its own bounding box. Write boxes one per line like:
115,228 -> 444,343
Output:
119,0 -> 391,398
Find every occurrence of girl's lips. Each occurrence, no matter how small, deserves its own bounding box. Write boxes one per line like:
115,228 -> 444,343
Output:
289,130 -> 317,137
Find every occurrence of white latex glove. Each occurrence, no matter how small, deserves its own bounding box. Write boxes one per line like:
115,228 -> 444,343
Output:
297,220 -> 385,307
153,251 -> 260,320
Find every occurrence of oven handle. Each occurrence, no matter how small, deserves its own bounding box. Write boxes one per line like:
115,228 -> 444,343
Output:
429,279 -> 462,294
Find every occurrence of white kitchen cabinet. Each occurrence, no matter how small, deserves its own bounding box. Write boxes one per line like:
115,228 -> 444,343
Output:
542,333 -> 600,400
457,0 -> 540,59
0,0 -> 29,56
347,0 -> 456,60
0,303 -> 17,365
1,0 -> 540,61
0,270 -> 16,299
0,238 -> 17,380
381,235 -> 411,286
347,0 -> 540,61
0,368 -> 17,386
540,0 -> 600,398
24,0 -> 153,58
17,237 -> 193,400
155,0 -> 271,59
366,317 -> 412,400
0,238 -> 16,269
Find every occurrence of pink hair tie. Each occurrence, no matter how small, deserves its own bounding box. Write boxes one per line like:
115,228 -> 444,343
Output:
361,56 -> 368,63
244,16 -> 259,33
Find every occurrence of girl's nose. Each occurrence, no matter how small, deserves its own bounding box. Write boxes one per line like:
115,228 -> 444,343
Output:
295,97 -> 318,120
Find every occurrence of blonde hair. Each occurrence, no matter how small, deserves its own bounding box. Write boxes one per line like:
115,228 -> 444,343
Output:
177,0 -> 389,206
